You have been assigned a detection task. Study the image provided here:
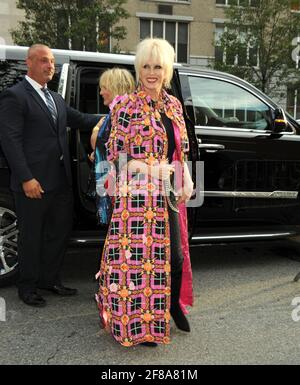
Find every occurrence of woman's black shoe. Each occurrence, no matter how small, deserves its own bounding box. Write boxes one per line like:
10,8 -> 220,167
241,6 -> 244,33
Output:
140,342 -> 158,347
170,305 -> 190,332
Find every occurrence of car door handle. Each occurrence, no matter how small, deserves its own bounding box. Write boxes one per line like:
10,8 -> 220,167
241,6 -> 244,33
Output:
197,139 -> 225,152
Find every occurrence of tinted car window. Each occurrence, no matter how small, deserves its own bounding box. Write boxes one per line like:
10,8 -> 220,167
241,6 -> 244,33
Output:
186,76 -> 271,131
77,67 -> 108,115
0,60 -> 62,93
0,60 -> 62,164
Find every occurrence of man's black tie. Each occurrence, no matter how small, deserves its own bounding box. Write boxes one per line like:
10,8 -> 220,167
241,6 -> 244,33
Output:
41,87 -> 58,125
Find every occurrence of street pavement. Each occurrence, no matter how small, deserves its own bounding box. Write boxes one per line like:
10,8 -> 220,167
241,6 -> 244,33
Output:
1,241 -> 300,365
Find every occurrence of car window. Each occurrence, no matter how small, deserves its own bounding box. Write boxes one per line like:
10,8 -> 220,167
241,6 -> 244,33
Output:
0,60 -> 62,167
77,66 -> 135,115
77,67 -> 106,115
0,60 -> 62,93
184,75 -> 272,131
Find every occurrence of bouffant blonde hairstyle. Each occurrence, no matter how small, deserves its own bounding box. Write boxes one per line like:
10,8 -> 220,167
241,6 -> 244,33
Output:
99,67 -> 135,99
134,38 -> 175,89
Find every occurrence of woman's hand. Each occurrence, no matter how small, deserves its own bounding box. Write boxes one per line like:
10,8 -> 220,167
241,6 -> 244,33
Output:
127,159 -> 174,180
90,116 -> 105,150
176,163 -> 194,204
151,162 -> 175,180
88,151 -> 95,162
176,182 -> 194,204
90,126 -> 99,150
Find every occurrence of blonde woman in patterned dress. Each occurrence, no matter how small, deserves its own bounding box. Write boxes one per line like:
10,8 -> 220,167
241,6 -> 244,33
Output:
96,38 -> 194,347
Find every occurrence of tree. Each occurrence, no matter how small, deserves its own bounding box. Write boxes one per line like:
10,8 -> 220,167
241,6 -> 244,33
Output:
213,0 -> 300,96
11,0 -> 129,52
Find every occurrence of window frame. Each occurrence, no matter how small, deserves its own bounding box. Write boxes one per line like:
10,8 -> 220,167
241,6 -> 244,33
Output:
291,0 -> 300,12
216,0 -> 258,6
139,18 -> 189,63
214,24 -> 259,68
142,0 -> 191,4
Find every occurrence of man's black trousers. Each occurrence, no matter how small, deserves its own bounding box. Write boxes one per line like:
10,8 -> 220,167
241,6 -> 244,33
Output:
14,179 -> 73,295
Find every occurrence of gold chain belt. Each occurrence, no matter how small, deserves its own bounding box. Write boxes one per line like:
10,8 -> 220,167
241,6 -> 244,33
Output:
163,178 -> 179,213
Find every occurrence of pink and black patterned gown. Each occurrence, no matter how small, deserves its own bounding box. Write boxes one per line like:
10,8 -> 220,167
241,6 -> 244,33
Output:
96,88 -> 193,347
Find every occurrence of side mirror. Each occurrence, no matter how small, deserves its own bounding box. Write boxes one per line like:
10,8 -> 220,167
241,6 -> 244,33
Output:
272,108 -> 288,133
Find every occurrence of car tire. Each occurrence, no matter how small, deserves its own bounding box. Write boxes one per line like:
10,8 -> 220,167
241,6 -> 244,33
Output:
0,192 -> 18,287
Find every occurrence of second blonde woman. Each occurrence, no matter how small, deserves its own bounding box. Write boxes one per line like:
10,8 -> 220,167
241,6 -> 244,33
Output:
91,68 -> 135,224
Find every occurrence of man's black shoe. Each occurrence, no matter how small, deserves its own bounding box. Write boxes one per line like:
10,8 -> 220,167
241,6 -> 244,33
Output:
19,292 -> 47,307
39,285 -> 78,296
170,305 -> 191,332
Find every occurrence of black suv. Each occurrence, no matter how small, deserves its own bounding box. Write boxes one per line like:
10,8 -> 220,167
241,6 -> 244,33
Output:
1,45 -> 300,286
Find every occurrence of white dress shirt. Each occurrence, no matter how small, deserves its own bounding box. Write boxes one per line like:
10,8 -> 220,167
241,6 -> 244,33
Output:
25,75 -> 62,160
25,75 -> 57,115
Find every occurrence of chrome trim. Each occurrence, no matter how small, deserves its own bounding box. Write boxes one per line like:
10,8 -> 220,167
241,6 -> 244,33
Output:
195,126 -> 272,135
191,231 -> 294,242
69,231 -> 295,246
57,63 -> 69,99
197,142 -> 225,152
205,191 -> 298,199
69,237 -> 105,244
274,131 -> 295,136
196,127 -> 298,140
69,231 -> 296,246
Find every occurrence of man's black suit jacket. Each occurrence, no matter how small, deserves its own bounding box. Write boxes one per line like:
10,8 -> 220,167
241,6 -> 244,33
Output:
0,78 -> 99,192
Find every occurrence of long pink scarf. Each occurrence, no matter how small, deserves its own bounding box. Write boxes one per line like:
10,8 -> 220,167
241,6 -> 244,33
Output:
172,120 -> 194,314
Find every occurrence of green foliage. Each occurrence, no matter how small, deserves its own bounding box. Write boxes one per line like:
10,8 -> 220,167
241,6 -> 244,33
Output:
11,0 -> 129,52
213,0 -> 300,94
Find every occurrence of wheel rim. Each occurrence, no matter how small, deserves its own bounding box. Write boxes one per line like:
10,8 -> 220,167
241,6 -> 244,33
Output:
0,207 -> 18,277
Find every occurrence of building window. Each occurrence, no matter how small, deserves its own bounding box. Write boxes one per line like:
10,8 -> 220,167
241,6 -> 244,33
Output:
214,24 -> 225,64
214,24 -> 258,67
143,0 -> 190,3
291,0 -> 300,12
178,23 -> 188,63
216,0 -> 258,5
140,19 -> 151,39
140,19 -> 189,63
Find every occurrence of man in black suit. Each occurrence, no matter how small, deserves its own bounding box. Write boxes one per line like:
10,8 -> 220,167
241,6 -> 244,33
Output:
0,44 -> 99,307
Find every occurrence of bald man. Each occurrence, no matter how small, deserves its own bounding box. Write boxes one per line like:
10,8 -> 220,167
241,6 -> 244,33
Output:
0,44 -> 100,307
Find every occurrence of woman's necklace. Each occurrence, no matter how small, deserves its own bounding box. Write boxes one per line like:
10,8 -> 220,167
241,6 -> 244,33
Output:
152,97 -> 165,113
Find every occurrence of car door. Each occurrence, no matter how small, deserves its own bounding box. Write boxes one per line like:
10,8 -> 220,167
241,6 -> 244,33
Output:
69,64 -> 136,224
179,71 -> 300,235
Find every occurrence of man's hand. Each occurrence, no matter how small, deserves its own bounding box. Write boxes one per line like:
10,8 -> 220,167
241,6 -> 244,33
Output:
22,179 -> 44,199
